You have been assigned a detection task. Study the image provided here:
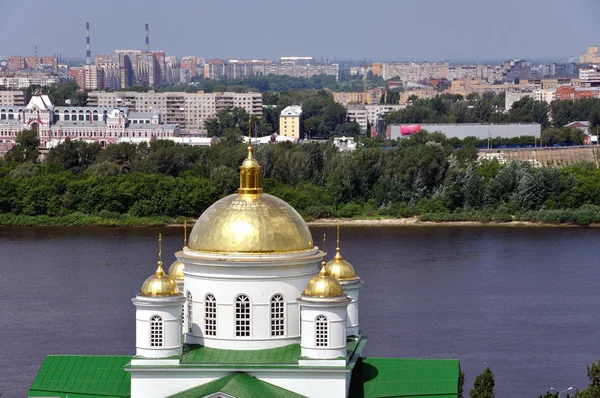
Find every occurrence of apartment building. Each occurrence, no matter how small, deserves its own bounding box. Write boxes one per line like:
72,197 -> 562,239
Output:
0,91 -> 26,106
71,65 -> 105,91
180,57 -> 198,79
202,59 -> 339,80
0,72 -> 65,89
554,86 -> 600,101
381,62 -> 450,82
346,106 -> 368,131
579,45 -> 600,64
88,91 -> 262,132
100,63 -> 121,91
8,56 -> 58,71
279,105 -> 302,139
332,88 -> 383,106
579,65 -> 600,87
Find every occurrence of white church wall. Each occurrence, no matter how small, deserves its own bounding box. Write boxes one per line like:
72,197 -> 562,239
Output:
179,250 -> 323,350
342,282 -> 362,336
133,295 -> 184,358
300,301 -> 349,360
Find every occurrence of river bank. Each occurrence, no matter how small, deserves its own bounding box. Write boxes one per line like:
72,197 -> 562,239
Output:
0,212 -> 596,228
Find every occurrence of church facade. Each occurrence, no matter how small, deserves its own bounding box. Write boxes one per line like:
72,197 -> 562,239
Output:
28,142 -> 460,397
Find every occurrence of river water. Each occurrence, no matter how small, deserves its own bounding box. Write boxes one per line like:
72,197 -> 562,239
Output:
0,225 -> 598,397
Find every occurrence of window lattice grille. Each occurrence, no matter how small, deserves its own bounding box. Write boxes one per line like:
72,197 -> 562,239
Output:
205,294 -> 216,336
150,315 -> 163,347
315,315 -> 328,347
270,294 -> 285,337
235,295 -> 251,337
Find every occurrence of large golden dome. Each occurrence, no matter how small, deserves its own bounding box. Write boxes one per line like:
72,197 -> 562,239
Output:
188,193 -> 313,253
188,127 -> 313,254
140,261 -> 180,297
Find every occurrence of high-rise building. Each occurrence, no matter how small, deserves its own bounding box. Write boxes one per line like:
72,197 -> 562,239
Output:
580,45 -> 600,64
95,54 -> 115,66
180,56 -> 198,79
71,65 -> 105,91
7,56 -> 58,71
87,91 -> 263,132
100,63 -> 121,91
165,56 -> 180,84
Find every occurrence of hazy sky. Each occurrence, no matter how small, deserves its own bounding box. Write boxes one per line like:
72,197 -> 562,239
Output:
1,0 -> 598,62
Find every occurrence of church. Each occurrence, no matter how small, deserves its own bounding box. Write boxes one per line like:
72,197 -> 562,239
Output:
27,140 -> 460,397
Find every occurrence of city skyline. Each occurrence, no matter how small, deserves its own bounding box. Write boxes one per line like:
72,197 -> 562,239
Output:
1,0 -> 599,62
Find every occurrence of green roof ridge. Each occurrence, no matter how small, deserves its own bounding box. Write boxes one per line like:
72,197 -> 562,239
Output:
167,372 -> 307,398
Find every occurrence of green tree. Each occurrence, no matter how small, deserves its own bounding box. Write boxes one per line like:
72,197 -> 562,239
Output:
458,371 -> 465,398
46,140 -> 101,170
204,107 -> 250,137
574,359 -> 600,397
4,130 -> 39,163
469,367 -> 495,398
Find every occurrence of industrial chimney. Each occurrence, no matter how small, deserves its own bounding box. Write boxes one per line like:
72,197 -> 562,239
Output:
86,22 -> 91,65
145,23 -> 149,52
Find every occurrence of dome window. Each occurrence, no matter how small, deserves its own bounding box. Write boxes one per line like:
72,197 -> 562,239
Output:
270,294 -> 285,337
205,294 -> 216,336
150,315 -> 163,347
315,315 -> 328,347
186,291 -> 192,330
235,295 -> 251,337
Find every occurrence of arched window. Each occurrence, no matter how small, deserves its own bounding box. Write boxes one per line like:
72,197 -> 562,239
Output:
150,315 -> 163,347
235,294 -> 250,337
205,294 -> 216,336
315,315 -> 328,347
186,291 -> 193,332
270,294 -> 285,337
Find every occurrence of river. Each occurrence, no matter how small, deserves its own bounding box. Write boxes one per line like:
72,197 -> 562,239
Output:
0,225 -> 598,397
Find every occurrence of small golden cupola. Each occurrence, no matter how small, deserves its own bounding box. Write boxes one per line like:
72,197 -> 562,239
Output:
140,234 -> 180,297
167,222 -> 187,284
302,235 -> 345,298
326,226 -> 359,281
238,114 -> 262,195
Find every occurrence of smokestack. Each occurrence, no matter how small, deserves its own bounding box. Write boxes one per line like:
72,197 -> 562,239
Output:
86,22 -> 91,65
145,23 -> 149,52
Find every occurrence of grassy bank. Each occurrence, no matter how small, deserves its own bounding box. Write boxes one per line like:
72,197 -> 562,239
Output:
0,212 -> 171,227
419,206 -> 600,226
1,207 -> 599,227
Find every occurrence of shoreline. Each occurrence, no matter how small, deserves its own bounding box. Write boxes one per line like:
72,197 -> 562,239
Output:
305,217 -> 587,227
0,215 -> 594,228
164,217 -> 591,228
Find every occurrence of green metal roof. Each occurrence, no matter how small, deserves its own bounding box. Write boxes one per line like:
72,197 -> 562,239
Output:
28,355 -> 132,398
349,357 -> 460,398
181,344 -> 301,365
167,372 -> 306,398
181,337 -> 366,367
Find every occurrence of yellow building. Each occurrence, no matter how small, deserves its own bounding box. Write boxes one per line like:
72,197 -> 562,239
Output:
371,63 -> 381,77
279,105 -> 302,139
332,89 -> 382,106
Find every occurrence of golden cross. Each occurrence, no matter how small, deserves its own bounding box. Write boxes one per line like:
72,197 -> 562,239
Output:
248,114 -> 253,143
323,233 -> 327,254
336,225 -> 340,249
183,221 -> 187,247
158,233 -> 162,263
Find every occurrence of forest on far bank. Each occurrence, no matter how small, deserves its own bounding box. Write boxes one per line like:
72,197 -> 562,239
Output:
2,128 -> 600,226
